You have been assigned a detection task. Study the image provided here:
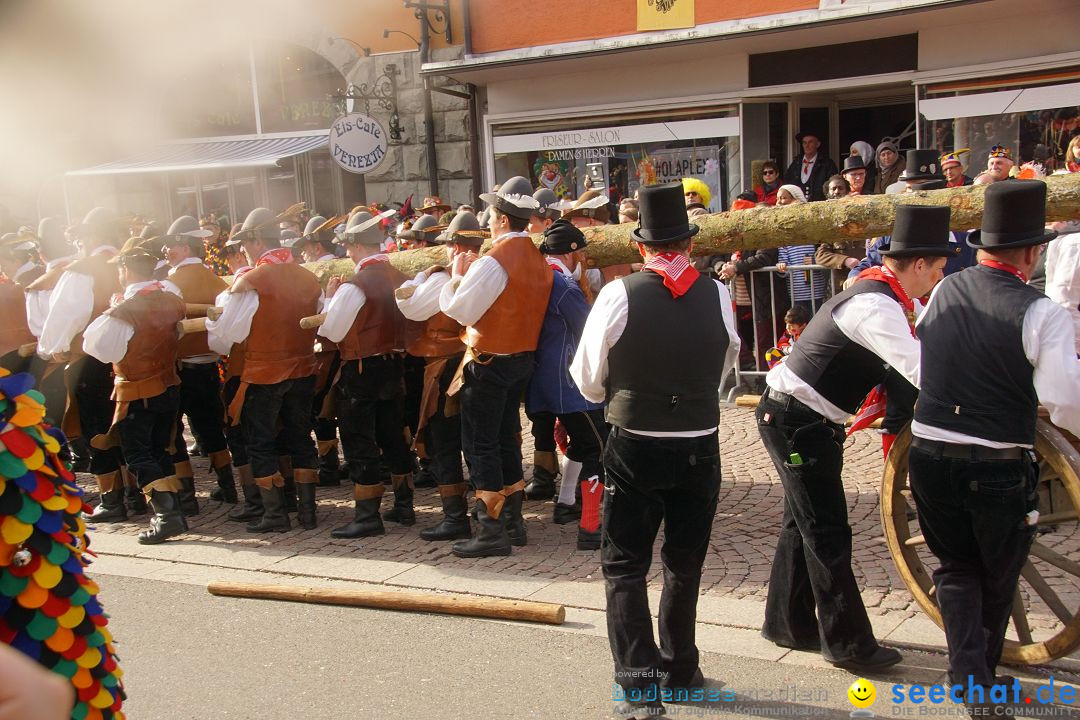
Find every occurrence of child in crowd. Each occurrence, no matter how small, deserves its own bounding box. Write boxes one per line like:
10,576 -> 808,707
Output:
765,305 -> 811,368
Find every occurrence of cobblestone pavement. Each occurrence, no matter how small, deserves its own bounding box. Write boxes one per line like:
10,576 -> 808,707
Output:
78,407 -> 1080,642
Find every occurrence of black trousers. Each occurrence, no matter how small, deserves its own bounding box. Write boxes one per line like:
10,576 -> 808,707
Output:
34,360 -> 67,429
527,408 -> 609,479
755,393 -> 878,662
241,376 -> 317,480
170,362 -> 229,465
909,445 -> 1037,688
222,376 -> 248,468
337,356 -> 412,483
69,356 -> 123,475
117,387 -> 179,489
602,427 -> 720,691
425,355 -> 464,487
312,350 -> 340,455
0,348 -> 32,375
459,352 -> 534,493
403,353 -> 426,436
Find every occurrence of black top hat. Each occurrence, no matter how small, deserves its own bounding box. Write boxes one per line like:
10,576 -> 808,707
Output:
841,156 -> 866,174
879,205 -> 957,257
795,129 -> 823,143
631,181 -> 700,245
967,180 -> 1057,250
539,218 -> 587,255
898,150 -> 945,186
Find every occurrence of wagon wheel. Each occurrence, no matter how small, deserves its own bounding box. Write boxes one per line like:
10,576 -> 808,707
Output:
881,419 -> 1080,665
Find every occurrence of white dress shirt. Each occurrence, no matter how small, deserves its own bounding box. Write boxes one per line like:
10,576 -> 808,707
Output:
396,270 -> 450,322
206,289 -> 260,357
168,257 -> 205,274
83,281 -> 183,364
570,275 -> 740,437
38,246 -> 117,355
25,254 -> 77,339
1045,228 -> 1080,355
317,255 -> 390,343
439,232 -> 525,329
911,294 -> 1080,448
766,291 -> 921,425
800,154 -> 817,184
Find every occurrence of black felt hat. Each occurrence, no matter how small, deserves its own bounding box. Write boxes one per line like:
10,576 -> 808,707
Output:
879,205 -> 957,257
539,218 -> 587,254
898,149 -> 945,187
631,181 -> 699,245
841,156 -> 866,174
967,180 -> 1057,250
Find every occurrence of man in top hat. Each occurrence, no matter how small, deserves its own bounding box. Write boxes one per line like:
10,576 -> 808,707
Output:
206,207 -> 323,533
784,130 -> 839,202
528,219 -> 609,550
417,196 -> 450,219
395,211 -> 487,541
940,149 -> 973,188
318,209 -> 415,538
908,180 -> 1080,701
756,204 -> 955,673
439,180 -> 553,558
38,207 -> 129,520
82,247 -> 188,544
161,215 -> 235,512
985,145 -> 1015,183
840,156 -> 869,195
570,181 -> 738,717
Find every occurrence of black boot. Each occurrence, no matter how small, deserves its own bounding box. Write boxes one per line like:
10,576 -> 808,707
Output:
503,486 -> 527,547
318,449 -> 341,487
89,487 -> 127,523
330,486 -> 385,538
296,482 -> 317,530
124,485 -> 148,516
413,458 -> 436,488
210,464 -> 238,504
246,484 -> 291,533
228,480 -> 264,522
420,487 -> 472,541
382,473 -> 415,525
524,451 -> 558,500
452,495 -> 511,558
138,490 -> 188,545
282,474 -> 298,513
178,476 -> 199,516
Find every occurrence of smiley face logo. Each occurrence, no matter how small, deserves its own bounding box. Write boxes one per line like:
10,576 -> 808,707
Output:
848,678 -> 876,709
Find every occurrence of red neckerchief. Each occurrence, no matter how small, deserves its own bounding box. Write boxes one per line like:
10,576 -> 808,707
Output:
357,254 -> 389,271
643,252 -> 699,298
855,265 -> 916,335
979,258 -> 1027,283
256,248 -> 294,266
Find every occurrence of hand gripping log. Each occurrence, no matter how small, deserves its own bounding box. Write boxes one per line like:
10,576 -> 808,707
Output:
206,581 -> 566,625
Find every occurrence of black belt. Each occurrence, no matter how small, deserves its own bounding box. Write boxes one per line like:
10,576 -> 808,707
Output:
762,386 -> 820,418
910,436 -> 1028,461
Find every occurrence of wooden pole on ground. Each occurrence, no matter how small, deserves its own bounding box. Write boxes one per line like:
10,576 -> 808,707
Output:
206,581 -> 566,625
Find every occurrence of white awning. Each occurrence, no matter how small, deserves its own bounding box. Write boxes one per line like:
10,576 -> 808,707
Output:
919,81 -> 1080,121
67,133 -> 328,176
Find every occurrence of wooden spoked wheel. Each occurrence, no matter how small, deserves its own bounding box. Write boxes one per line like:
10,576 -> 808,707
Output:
881,419 -> 1080,665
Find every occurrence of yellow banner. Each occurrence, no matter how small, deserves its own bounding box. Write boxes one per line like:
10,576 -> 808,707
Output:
637,0 -> 695,31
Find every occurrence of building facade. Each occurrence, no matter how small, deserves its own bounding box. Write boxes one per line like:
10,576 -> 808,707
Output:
421,0 -> 1080,209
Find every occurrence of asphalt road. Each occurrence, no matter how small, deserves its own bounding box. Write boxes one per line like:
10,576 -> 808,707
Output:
98,574 -> 1074,720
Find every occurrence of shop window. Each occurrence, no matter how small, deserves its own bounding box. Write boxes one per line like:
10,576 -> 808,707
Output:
169,173 -> 199,221
200,171 -> 230,223
255,42 -> 344,134
231,171 -> 258,224
309,149 -> 338,217
166,51 -> 258,139
267,157 -> 298,216
922,105 -> 1080,173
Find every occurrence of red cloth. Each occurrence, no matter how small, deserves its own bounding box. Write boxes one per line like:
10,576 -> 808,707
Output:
256,248 -> 295,266
643,252 -> 699,298
978,258 -> 1027,283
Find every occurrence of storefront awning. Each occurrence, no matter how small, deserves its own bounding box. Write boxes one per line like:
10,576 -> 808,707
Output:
67,133 -> 328,177
919,81 -> 1080,121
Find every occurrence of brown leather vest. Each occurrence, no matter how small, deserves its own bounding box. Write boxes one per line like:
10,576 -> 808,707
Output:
0,280 -> 35,356
169,262 -> 228,358
406,311 -> 464,358
337,260 -> 408,361
107,289 -> 185,401
466,236 -> 553,354
64,253 -> 122,355
233,263 -> 321,384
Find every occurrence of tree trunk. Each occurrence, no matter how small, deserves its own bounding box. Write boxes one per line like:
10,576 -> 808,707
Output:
303,173 -> 1080,281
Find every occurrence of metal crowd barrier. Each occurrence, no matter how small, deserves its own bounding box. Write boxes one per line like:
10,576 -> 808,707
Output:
721,263 -> 843,402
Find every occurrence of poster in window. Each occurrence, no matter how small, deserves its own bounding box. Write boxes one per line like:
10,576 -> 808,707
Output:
637,0 -> 694,32
645,146 -> 721,212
